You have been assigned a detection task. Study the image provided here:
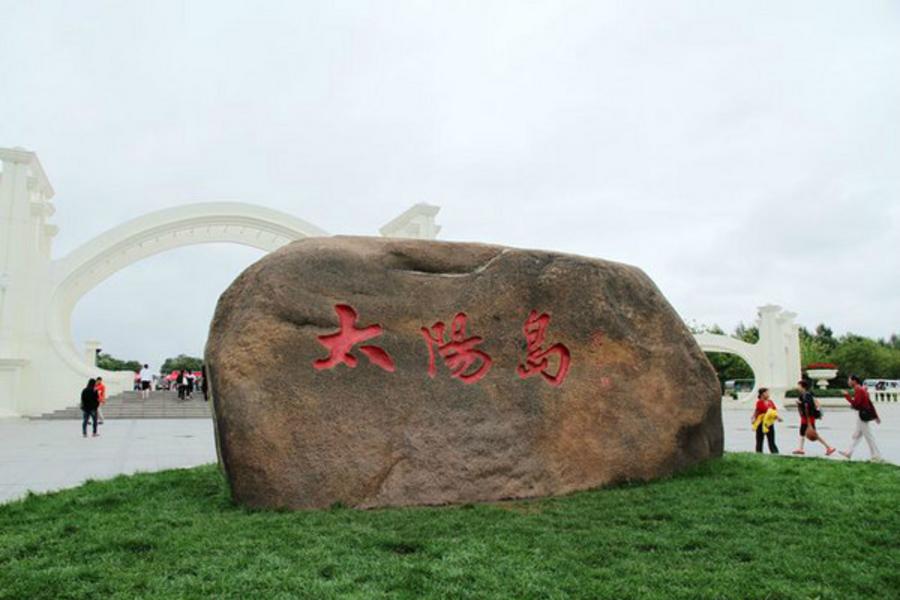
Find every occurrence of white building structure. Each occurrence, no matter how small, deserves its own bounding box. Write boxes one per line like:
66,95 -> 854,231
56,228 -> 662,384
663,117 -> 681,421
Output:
1,147 -> 799,417
695,305 -> 802,403
0,148 -> 440,417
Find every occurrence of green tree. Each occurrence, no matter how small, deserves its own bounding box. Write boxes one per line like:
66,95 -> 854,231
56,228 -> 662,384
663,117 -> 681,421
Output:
705,353 -> 754,391
160,354 -> 204,374
831,338 -> 890,380
799,336 -> 832,368
884,351 -> 900,379
733,322 -> 759,344
96,353 -> 142,372
814,324 -> 838,351
688,322 -> 726,336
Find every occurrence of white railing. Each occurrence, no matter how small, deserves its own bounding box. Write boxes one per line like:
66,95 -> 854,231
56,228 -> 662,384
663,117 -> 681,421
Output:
870,389 -> 900,403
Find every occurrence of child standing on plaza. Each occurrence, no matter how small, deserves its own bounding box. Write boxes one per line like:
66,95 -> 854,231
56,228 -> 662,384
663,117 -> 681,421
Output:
752,388 -> 781,454
793,380 -> 835,456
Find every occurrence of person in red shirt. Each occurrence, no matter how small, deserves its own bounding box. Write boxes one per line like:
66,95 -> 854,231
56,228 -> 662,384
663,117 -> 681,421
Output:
751,388 -> 781,453
839,375 -> 883,462
94,377 -> 107,425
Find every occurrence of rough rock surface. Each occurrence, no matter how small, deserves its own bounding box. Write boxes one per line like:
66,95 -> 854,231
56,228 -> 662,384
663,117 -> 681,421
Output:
206,236 -> 722,509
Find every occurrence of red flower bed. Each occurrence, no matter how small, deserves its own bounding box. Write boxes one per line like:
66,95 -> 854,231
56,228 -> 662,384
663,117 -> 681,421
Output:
805,362 -> 837,370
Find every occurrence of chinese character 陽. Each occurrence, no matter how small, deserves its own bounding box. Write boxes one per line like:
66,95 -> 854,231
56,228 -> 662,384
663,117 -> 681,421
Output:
517,310 -> 570,386
421,313 -> 492,383
313,304 -> 395,372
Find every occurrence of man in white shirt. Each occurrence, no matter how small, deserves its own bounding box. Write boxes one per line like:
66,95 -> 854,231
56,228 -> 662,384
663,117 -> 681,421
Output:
139,364 -> 152,399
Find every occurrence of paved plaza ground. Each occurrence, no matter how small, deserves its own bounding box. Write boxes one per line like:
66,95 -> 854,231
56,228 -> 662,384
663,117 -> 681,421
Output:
0,418 -> 216,504
1,402 -> 898,504
722,401 -> 900,460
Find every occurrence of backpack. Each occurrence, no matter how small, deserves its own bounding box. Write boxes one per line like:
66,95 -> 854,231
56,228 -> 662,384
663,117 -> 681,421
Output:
812,394 -> 823,420
802,392 -> 821,419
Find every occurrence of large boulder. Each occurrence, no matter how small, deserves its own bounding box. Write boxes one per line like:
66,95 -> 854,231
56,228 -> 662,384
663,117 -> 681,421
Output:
206,236 -> 722,509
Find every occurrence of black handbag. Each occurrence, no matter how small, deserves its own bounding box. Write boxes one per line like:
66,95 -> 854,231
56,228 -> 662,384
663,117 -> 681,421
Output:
859,407 -> 876,422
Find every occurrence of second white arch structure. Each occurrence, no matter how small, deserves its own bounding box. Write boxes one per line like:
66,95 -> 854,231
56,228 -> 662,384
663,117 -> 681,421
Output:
694,305 -> 801,402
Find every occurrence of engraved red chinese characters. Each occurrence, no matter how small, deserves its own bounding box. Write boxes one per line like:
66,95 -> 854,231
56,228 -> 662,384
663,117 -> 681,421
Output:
313,304 -> 395,372
517,310 -> 571,386
421,313 -> 492,383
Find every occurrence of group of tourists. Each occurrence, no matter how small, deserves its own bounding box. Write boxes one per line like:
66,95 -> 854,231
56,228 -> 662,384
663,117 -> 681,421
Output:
136,364 -> 208,400
173,369 -> 199,400
79,363 -> 210,437
752,375 -> 882,462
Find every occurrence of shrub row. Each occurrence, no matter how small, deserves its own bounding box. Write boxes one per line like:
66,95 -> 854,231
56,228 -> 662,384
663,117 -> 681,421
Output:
784,388 -> 849,398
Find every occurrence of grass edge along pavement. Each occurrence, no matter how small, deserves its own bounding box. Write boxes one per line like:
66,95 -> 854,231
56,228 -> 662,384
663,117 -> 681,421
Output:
0,454 -> 897,599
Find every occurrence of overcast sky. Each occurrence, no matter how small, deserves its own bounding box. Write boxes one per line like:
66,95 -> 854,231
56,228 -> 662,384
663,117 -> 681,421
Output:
3,1 -> 898,371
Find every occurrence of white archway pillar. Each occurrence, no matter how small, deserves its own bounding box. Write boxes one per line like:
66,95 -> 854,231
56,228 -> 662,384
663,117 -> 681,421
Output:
0,148 -> 56,417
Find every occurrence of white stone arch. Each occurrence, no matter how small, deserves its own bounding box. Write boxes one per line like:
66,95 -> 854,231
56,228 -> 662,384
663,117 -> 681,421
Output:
40,202 -> 331,407
694,333 -> 764,401
50,202 -> 326,347
1,148 -> 443,416
52,202 -> 326,298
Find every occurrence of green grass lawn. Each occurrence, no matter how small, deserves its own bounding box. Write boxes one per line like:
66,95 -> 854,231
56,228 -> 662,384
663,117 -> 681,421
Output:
1,454 -> 897,599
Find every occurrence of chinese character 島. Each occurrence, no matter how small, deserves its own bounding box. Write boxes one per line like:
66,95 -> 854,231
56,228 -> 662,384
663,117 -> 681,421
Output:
517,310 -> 570,386
313,304 -> 395,372
421,313 -> 492,383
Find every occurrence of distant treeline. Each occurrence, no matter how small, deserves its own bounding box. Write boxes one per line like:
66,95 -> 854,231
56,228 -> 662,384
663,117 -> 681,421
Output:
96,353 -> 204,374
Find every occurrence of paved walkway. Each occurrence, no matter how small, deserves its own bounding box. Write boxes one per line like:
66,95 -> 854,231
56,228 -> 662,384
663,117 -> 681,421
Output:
0,418 -> 216,504
722,402 -> 900,460
1,403 -> 897,505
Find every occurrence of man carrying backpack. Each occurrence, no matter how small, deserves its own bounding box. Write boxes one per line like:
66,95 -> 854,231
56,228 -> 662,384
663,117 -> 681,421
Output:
839,375 -> 883,462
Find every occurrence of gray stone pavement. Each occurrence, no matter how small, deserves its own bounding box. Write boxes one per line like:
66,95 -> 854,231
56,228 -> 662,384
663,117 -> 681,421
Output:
1,403 -> 897,505
723,401 -> 900,461
0,418 -> 216,504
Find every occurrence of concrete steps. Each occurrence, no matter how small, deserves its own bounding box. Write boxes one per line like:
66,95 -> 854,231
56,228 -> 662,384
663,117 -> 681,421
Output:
34,390 -> 212,420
